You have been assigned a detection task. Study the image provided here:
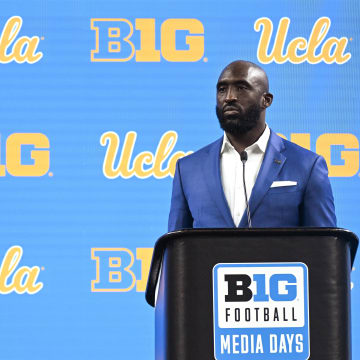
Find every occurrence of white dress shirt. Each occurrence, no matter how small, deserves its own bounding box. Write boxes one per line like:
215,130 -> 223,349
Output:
220,125 -> 270,226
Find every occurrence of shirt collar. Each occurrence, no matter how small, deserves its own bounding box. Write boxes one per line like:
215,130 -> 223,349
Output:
221,124 -> 270,154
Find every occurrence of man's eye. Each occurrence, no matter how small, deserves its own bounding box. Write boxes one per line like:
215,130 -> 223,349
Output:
218,87 -> 226,93
237,85 -> 247,90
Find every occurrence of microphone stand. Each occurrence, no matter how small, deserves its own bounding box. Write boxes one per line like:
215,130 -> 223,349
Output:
240,150 -> 252,228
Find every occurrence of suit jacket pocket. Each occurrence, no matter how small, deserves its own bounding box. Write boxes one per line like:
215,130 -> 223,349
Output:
267,185 -> 299,194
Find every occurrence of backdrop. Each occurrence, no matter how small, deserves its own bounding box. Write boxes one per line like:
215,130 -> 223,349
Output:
0,0 -> 359,359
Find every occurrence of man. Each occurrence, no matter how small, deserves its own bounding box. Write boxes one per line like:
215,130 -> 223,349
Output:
168,60 -> 336,231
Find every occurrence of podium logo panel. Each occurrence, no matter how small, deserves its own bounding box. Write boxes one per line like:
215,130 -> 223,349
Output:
213,263 -> 309,360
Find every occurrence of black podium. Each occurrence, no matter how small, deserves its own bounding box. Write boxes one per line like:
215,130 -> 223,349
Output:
146,228 -> 358,360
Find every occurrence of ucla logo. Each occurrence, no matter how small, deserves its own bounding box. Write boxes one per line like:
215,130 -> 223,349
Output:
0,133 -> 50,177
91,18 -> 205,62
0,16 -> 43,64
101,130 -> 192,179
255,17 -> 351,64
213,263 -> 309,359
0,246 -> 43,295
91,247 -> 153,292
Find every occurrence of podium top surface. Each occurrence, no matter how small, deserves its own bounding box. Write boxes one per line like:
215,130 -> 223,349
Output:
145,228 -> 358,307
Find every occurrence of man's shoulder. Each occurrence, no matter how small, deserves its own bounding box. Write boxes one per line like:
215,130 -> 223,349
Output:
271,131 -> 319,162
283,138 -> 318,158
177,137 -> 222,167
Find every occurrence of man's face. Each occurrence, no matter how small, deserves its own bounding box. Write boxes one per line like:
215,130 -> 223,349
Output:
216,64 -> 266,135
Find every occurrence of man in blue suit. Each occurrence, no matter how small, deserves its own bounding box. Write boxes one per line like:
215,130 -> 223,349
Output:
168,60 -> 336,231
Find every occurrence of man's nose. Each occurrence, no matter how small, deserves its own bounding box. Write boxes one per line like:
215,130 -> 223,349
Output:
225,87 -> 237,102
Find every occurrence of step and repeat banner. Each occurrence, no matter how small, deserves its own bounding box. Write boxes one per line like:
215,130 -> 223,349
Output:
0,0 -> 359,359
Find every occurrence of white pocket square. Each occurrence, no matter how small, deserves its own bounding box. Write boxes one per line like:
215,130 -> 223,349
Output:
270,181 -> 297,188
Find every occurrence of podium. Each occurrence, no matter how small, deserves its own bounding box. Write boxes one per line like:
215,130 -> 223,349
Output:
146,228 -> 358,360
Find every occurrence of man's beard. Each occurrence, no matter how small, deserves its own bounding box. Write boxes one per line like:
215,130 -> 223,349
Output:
216,103 -> 262,135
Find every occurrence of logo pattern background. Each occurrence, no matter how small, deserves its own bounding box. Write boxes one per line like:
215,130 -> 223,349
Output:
0,1 -> 359,359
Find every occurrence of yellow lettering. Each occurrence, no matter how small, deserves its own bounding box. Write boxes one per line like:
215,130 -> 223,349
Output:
316,134 -> 359,177
168,151 -> 188,177
0,135 -> 5,176
307,17 -> 331,64
13,267 -> 36,294
276,133 -> 310,149
0,16 -> 42,64
322,37 -> 351,64
133,152 -> 154,178
0,246 -> 43,295
91,18 -> 135,62
101,131 -> 192,179
91,248 -> 136,292
91,18 -> 205,62
287,38 -> 307,63
0,16 -> 21,62
290,133 -> 311,150
23,267 -> 43,293
135,19 -> 160,62
100,131 -> 135,179
0,246 -> 21,293
161,19 -> 204,62
13,37 -> 29,62
255,17 -> 351,65
136,248 -> 154,292
6,133 -> 50,177
255,17 -> 275,64
255,17 -> 289,64
153,131 -> 179,178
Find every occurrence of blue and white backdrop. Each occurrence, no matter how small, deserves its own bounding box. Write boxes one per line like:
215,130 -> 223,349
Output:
0,0 -> 359,358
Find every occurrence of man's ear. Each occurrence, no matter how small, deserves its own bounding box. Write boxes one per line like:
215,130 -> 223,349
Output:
263,93 -> 273,108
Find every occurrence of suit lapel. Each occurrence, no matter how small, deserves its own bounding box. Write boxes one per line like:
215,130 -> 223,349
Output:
239,131 -> 286,227
202,137 -> 235,227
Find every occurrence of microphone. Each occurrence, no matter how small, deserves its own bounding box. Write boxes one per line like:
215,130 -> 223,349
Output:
240,151 -> 252,228
240,150 -> 248,162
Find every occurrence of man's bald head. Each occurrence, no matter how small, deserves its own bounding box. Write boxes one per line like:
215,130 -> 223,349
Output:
218,60 -> 269,93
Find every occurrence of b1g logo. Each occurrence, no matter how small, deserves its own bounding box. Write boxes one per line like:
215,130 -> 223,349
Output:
91,18 -> 204,62
213,263 -> 309,360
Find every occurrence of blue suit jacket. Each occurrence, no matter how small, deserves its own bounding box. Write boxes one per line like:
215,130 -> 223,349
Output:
168,130 -> 336,231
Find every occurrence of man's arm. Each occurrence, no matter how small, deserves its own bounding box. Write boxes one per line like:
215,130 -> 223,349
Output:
168,160 -> 193,232
300,155 -> 337,227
